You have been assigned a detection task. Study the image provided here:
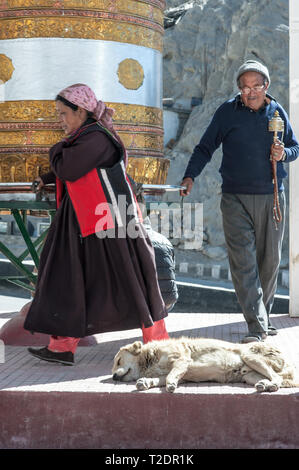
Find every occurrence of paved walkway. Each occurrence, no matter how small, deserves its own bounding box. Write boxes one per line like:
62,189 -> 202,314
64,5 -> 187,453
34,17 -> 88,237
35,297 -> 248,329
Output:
1,299 -> 299,394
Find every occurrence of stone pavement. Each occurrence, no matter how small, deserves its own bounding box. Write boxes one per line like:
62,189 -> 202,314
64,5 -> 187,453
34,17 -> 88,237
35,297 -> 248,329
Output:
1,294 -> 299,449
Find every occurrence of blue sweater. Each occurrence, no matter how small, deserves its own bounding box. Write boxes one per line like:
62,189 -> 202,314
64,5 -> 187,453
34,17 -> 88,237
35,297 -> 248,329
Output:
183,94 -> 299,194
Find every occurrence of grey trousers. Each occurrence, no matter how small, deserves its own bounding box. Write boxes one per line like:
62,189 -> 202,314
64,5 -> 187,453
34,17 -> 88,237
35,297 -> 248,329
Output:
220,192 -> 286,336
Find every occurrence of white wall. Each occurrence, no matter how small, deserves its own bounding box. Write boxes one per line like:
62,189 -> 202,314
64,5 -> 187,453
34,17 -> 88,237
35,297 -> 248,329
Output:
289,0 -> 299,316
163,110 -> 180,146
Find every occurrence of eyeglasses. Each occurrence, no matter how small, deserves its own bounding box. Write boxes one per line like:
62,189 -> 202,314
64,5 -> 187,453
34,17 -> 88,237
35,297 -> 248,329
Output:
240,85 -> 265,95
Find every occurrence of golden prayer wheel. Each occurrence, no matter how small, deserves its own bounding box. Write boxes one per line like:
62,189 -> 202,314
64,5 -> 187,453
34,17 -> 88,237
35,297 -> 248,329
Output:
0,0 -> 169,185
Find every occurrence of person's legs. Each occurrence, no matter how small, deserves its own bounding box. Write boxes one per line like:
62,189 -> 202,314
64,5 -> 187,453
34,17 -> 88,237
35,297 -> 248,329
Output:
255,192 -> 285,333
48,336 -> 80,354
142,319 -> 169,344
28,336 -> 80,365
221,193 -> 268,339
29,321 -> 169,365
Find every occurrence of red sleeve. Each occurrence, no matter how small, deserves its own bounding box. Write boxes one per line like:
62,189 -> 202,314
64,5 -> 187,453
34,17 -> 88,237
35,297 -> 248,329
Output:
49,131 -> 119,182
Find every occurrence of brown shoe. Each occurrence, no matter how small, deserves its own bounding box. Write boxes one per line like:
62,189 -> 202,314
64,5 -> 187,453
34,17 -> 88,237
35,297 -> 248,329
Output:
28,347 -> 74,365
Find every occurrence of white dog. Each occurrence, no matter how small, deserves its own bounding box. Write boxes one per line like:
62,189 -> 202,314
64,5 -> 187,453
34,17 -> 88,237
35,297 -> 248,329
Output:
112,337 -> 298,393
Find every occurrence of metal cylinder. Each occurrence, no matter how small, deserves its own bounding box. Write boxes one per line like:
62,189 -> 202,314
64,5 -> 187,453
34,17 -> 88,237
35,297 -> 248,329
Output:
0,0 -> 168,184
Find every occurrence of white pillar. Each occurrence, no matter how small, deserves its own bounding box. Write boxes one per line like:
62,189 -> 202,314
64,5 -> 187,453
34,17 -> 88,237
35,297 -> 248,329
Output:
289,0 -> 299,316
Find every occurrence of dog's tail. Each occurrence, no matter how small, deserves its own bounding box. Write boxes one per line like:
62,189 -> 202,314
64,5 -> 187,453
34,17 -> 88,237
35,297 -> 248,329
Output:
279,364 -> 299,388
281,379 -> 299,388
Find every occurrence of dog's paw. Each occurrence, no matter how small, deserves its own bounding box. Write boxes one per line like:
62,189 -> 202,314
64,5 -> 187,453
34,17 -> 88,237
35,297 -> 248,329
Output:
136,378 -> 149,391
166,382 -> 177,393
267,382 -> 279,392
255,379 -> 280,393
255,380 -> 266,393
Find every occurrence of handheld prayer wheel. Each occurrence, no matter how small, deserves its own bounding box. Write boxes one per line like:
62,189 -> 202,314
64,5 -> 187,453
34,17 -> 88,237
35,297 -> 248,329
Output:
268,110 -> 285,141
268,110 -> 285,223
0,0 -> 169,184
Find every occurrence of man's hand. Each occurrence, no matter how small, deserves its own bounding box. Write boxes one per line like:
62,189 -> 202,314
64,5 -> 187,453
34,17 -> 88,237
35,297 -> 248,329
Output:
180,177 -> 194,197
271,139 -> 285,162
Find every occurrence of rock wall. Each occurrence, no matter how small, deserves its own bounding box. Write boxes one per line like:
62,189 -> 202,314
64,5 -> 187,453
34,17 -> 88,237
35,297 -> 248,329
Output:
163,0 -> 290,271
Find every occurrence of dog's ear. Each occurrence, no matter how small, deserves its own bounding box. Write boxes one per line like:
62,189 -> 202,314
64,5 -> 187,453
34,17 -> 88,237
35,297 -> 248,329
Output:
126,341 -> 142,356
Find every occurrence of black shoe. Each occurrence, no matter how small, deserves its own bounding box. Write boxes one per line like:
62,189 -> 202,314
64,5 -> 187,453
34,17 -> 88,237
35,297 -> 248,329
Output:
28,347 -> 74,366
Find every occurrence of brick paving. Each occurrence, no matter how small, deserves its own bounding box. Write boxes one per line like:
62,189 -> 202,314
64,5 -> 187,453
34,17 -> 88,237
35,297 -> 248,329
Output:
1,310 -> 299,395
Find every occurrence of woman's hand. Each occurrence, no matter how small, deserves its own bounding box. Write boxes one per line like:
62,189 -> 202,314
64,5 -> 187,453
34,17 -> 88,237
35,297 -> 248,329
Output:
31,176 -> 44,192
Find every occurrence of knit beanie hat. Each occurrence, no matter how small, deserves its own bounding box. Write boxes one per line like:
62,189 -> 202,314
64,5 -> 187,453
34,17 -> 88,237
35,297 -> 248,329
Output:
236,60 -> 270,86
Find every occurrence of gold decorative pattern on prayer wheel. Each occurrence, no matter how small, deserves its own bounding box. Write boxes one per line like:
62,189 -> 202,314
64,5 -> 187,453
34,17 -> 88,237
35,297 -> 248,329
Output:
0,0 -> 169,184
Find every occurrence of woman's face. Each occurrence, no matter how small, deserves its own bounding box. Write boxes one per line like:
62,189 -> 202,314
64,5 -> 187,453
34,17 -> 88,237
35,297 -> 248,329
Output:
56,100 -> 87,135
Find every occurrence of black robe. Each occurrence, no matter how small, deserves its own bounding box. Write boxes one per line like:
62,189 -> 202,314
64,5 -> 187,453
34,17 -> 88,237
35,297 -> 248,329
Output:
24,123 -> 167,338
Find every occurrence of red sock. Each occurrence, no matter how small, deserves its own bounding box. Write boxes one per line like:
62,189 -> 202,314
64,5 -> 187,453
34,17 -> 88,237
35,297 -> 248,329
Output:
142,319 -> 169,344
48,336 -> 80,354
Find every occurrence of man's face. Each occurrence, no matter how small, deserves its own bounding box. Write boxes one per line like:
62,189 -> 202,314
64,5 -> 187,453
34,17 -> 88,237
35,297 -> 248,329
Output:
239,71 -> 269,111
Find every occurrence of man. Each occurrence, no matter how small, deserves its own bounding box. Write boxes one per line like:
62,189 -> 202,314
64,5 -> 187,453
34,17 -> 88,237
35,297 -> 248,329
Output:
180,60 -> 299,342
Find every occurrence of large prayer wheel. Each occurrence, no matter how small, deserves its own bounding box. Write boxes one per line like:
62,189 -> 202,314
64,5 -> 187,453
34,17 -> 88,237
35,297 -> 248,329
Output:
0,0 -> 168,184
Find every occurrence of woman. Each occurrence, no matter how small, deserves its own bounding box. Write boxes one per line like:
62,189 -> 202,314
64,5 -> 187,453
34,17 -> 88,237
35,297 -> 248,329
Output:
25,84 -> 169,365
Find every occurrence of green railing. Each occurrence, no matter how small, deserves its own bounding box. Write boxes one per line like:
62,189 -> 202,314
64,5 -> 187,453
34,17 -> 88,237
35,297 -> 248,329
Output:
0,200 -> 56,292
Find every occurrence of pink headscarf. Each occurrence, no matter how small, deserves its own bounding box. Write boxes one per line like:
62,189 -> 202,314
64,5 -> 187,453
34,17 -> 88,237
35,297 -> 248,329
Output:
58,84 -> 128,167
